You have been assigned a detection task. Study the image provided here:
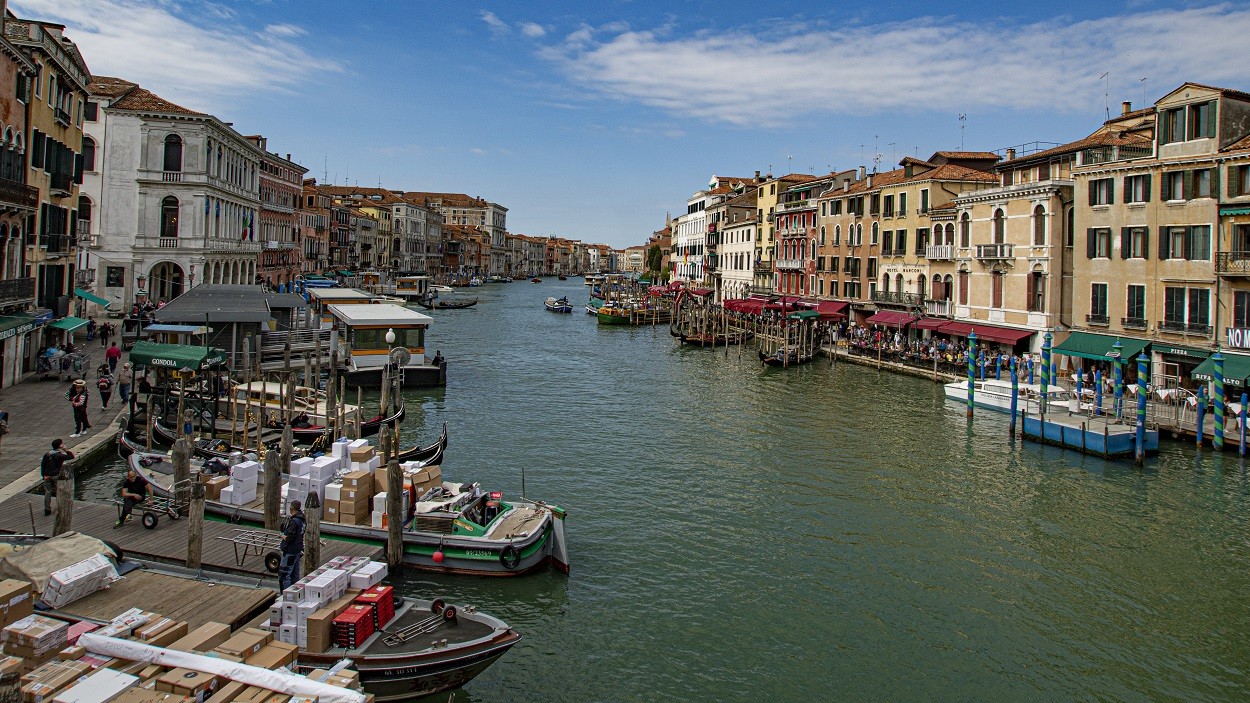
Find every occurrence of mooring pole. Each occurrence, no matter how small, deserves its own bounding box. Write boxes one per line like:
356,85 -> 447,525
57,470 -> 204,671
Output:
303,491 -> 322,575
186,481 -> 205,571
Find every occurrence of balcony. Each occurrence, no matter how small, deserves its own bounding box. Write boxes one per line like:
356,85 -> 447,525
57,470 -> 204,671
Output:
0,276 -> 35,306
925,299 -> 952,316
975,243 -> 1014,260
158,237 -> 179,249
50,172 -> 73,197
43,233 -> 73,254
753,260 -> 771,273
926,244 -> 955,260
1215,251 -> 1250,276
0,178 -> 38,210
162,171 -> 183,183
54,107 -> 70,127
1085,314 -> 1110,326
1081,144 -> 1153,165
774,258 -> 805,270
779,198 -> 815,212
872,291 -> 925,307
1121,317 -> 1148,330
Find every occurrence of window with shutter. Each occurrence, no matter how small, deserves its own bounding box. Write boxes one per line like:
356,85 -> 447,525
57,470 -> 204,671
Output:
1120,228 -> 1131,259
1026,271 -> 1035,311
1087,228 -> 1097,259
1229,165 -> 1243,197
1159,227 -> 1170,260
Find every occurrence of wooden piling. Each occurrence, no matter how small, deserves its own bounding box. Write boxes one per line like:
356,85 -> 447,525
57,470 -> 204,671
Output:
263,447 -> 282,531
385,438 -> 403,569
302,491 -> 322,575
172,437 -> 192,513
145,396 -> 155,451
186,481 -> 205,570
355,387 -> 363,439
53,464 -> 73,536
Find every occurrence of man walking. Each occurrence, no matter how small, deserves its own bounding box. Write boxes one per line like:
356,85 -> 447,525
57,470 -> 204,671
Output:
114,467 -> 151,527
278,500 -> 306,591
117,363 -> 133,404
67,379 -> 90,437
100,322 -> 111,348
105,342 -> 122,374
41,439 -> 74,516
97,372 -> 113,410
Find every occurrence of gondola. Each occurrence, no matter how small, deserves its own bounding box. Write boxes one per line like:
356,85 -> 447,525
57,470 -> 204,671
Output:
758,349 -> 813,367
415,298 -> 479,310
150,399 -> 406,446
682,331 -> 754,346
530,278 -> 542,283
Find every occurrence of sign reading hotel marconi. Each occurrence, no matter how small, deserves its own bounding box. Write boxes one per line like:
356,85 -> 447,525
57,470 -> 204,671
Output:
1227,328 -> 1250,349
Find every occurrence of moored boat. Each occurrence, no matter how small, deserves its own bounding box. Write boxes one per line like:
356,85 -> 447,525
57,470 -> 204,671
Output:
681,330 -> 754,346
758,349 -> 813,367
942,378 -> 1070,413
330,303 -> 445,388
415,297 -> 479,310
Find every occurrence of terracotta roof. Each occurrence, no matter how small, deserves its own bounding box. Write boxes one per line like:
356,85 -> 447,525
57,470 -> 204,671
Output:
831,162 -> 994,196
1223,134 -> 1250,154
997,130 -> 1152,167
88,76 -> 136,99
109,86 -> 204,116
401,192 -> 489,208
724,191 -> 757,208
931,151 -> 998,161
1173,82 -> 1250,105
899,156 -> 934,168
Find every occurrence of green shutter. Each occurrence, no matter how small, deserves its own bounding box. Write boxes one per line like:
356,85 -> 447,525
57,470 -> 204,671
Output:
1183,170 -> 1193,200
1120,227 -> 1131,259
1143,173 -> 1152,202
1107,179 -> 1115,205
1211,166 -> 1221,198
1184,226 -> 1195,261
1207,101 -> 1217,138
1231,165 -> 1243,198
1159,226 -> 1170,260
1088,180 -> 1096,205
1142,228 -> 1150,260
1087,228 -> 1097,259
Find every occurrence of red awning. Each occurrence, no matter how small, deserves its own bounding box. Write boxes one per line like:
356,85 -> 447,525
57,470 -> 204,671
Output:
689,288 -> 714,297
913,317 -> 949,331
937,321 -> 1035,345
724,298 -> 765,315
865,310 -> 917,328
816,300 -> 849,319
763,296 -> 804,311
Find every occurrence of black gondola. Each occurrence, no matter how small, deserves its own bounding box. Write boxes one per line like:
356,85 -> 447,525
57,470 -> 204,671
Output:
416,298 -> 479,310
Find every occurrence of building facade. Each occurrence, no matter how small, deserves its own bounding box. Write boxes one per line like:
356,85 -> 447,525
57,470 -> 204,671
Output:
247,136 -> 305,289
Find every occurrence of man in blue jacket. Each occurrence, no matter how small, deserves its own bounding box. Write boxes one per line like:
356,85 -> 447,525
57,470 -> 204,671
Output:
278,500 -> 306,591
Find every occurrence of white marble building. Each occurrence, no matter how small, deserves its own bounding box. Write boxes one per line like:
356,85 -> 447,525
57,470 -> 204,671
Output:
83,77 -> 262,308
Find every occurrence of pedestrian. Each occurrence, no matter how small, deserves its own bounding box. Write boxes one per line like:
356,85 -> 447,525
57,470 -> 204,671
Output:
100,322 -> 110,348
278,500 -> 306,591
66,379 -> 90,437
114,467 -> 151,528
97,372 -> 113,410
118,362 -> 133,404
40,439 -> 74,516
105,342 -> 122,373
86,317 -> 96,341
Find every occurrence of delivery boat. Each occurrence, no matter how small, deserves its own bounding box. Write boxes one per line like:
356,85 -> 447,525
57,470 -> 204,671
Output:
329,304 -> 445,388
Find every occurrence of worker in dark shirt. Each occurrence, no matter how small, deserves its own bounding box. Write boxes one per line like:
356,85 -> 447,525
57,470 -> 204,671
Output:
114,467 -> 152,528
40,439 -> 74,516
278,500 -> 306,590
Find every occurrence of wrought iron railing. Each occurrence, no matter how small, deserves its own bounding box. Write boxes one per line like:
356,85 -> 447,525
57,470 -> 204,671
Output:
0,276 -> 34,305
1215,251 -> 1250,275
872,291 -> 924,306
975,243 -> 1014,259
1121,317 -> 1147,330
1085,314 -> 1110,325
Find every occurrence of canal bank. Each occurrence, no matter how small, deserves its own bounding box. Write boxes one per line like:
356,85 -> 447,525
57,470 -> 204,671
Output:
74,280 -> 1250,702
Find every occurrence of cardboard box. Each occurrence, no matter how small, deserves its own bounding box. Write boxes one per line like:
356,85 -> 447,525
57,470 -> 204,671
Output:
339,487 -> 370,506
167,623 -> 230,654
322,501 -> 340,524
21,660 -> 91,703
202,477 -> 229,502
66,623 -> 98,647
202,681 -> 247,703
136,620 -> 188,648
4,615 -> 68,658
243,641 -> 298,670
0,580 -> 33,628
341,471 -> 372,493
43,556 -> 119,610
372,466 -> 388,493
112,691 -> 191,703
258,695 -> 288,703
230,688 -> 275,703
212,629 -> 271,660
57,647 -> 86,662
154,669 -> 217,699
52,669 -> 139,703
306,669 -> 359,688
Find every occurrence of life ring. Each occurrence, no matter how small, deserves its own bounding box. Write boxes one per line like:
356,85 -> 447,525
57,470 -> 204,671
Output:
499,544 -> 520,570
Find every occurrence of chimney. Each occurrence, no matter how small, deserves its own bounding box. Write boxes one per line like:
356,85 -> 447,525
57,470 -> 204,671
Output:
858,166 -> 866,180
866,174 -> 873,188
754,170 -> 761,181
1006,148 -> 1016,161
843,180 -> 850,192
286,153 -> 291,161
1122,100 -> 1132,115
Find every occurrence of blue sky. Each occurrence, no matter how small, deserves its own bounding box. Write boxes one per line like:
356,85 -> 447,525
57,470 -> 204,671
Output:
12,1 -> 1250,248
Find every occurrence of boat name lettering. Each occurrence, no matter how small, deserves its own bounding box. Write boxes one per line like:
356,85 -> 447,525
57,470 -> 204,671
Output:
465,549 -> 494,558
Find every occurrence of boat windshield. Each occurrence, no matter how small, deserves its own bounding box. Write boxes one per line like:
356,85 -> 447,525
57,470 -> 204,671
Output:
352,327 -> 424,351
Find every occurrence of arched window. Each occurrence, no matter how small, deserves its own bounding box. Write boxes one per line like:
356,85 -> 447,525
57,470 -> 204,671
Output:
882,274 -> 890,292
82,136 -> 96,172
77,196 -> 92,235
944,274 -> 954,301
819,226 -> 825,246
932,274 -> 942,300
959,213 -> 971,248
917,275 -> 926,298
810,240 -> 817,258
871,221 -> 879,245
855,223 -> 862,245
895,273 -> 904,293
834,224 -> 841,244
163,134 -> 183,172
160,196 -> 179,239
945,223 -> 955,246
1032,205 -> 1046,245
992,209 -> 1005,244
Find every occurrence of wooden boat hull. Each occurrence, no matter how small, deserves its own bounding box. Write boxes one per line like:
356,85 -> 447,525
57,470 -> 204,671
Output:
758,350 -> 813,367
681,331 -> 754,346
415,299 -> 478,310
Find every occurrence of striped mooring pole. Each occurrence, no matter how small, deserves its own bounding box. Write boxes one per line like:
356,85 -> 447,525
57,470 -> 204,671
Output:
966,331 -> 977,419
1040,332 -> 1052,416
1009,357 -> 1018,434
1112,340 -> 1124,420
1094,368 -> 1103,416
1196,385 -> 1206,447
1240,391 -> 1248,457
1135,353 -> 1148,465
1213,351 -> 1225,450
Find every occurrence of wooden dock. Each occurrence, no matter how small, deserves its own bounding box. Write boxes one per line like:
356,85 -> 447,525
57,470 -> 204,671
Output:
57,569 -> 274,631
0,493 -> 382,579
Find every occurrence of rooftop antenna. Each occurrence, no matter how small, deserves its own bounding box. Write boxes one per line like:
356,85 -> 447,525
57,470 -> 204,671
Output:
889,142 -> 896,165
1139,77 -> 1148,109
787,155 -> 793,173
1100,72 -> 1110,121
959,115 -> 966,150
322,156 -> 328,183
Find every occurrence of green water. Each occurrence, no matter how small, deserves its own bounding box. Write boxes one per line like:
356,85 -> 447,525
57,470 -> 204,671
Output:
84,280 -> 1250,702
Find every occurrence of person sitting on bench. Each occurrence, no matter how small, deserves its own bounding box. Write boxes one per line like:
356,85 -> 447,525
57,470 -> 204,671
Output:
115,468 -> 152,528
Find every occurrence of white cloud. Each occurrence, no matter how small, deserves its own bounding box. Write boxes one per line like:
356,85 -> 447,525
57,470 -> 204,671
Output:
480,10 -> 510,36
10,0 -> 338,114
543,5 -> 1250,125
520,21 -> 547,38
469,147 -> 488,156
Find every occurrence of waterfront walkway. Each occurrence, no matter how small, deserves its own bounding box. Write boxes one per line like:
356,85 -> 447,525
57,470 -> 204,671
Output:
0,347 -> 130,502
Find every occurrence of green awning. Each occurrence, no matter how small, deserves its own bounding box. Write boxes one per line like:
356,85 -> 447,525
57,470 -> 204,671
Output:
48,316 -> 88,332
1052,331 -> 1149,362
1153,343 -> 1211,360
0,314 -> 35,342
1193,352 -> 1250,385
337,270 -> 355,276
787,309 -> 821,320
1220,206 -> 1250,216
128,340 -> 226,371
74,288 -> 111,308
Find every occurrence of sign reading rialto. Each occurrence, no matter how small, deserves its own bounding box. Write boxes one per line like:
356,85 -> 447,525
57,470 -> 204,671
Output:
1227,328 -> 1250,349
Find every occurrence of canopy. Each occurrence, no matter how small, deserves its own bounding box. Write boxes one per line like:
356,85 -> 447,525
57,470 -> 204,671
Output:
1052,331 -> 1149,362
143,324 -> 208,335
0,313 -> 35,341
938,321 -> 1034,346
865,310 -> 916,328
912,317 -> 949,331
723,298 -> 765,315
1152,343 -> 1211,360
786,309 -> 821,320
1193,352 -> 1250,386
128,340 -> 226,371
48,316 -> 88,332
688,288 -> 714,297
74,288 -> 111,308
815,300 -> 849,319
763,296 -> 804,311
337,270 -> 356,276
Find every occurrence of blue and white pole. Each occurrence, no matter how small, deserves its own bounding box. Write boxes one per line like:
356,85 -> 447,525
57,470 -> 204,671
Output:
1094,368 -> 1103,416
1112,340 -> 1124,420
1040,332 -> 1052,416
1214,351 -> 1225,450
995,354 -> 1002,380
1027,356 -> 1034,385
1241,391 -> 1248,457
1010,356 -> 1018,434
967,331 -> 977,419
1196,386 -> 1206,447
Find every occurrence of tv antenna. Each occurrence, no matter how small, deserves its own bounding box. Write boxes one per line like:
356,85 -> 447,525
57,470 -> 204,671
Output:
1139,77 -> 1148,109
959,114 -> 966,150
1100,72 -> 1110,121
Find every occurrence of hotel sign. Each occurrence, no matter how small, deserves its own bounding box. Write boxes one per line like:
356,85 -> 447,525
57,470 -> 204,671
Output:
1227,328 -> 1250,349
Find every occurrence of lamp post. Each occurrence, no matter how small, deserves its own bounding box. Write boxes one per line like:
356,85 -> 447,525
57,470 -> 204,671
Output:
136,273 -> 148,307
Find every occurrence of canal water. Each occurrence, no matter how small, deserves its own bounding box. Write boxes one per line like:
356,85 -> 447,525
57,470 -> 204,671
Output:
84,279 -> 1250,702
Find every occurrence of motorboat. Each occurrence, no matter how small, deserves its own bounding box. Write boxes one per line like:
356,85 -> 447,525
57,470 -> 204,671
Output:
544,297 -> 573,313
942,378 -> 1070,413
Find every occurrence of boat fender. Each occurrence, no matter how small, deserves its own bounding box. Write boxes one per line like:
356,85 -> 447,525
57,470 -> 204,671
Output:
499,544 -> 520,569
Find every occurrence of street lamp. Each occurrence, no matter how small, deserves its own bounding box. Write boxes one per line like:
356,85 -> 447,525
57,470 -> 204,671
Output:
385,328 -> 396,345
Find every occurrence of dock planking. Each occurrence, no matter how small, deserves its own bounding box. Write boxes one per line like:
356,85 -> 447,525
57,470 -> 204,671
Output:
0,493 -> 382,578
57,569 -> 274,631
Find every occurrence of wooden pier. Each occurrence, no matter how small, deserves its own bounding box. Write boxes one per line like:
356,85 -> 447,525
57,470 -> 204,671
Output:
0,493 -> 381,578
56,569 -> 274,631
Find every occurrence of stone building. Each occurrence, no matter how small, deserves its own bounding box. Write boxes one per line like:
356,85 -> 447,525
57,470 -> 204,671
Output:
246,135 -> 306,289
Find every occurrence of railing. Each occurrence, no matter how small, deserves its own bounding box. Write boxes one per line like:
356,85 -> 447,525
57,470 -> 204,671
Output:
753,260 -> 771,273
54,107 -> 70,126
1157,320 -> 1211,336
779,198 -> 815,211
1085,314 -> 1110,325
926,244 -> 954,260
872,291 -> 924,307
1159,320 -> 1187,334
1121,317 -> 1148,330
1188,323 -> 1213,336
0,276 -> 35,305
0,178 -> 38,209
158,237 -> 178,249
1081,144 -> 1153,165
162,171 -> 183,182
926,300 -> 952,316
43,233 -> 73,253
975,243 -> 1014,260
774,258 -> 805,270
1215,251 -> 1250,275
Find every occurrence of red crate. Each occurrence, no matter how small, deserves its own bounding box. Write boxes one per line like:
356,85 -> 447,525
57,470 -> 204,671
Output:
355,586 -> 396,628
332,605 -> 375,648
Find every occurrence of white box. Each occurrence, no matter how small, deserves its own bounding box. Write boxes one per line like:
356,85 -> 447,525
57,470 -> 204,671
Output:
268,605 -> 283,622
366,455 -> 382,471
370,511 -> 384,529
281,601 -> 299,624
331,438 -> 352,459
282,586 -> 304,602
372,492 -> 387,513
230,460 -> 259,483
296,631 -> 307,648
297,601 -> 318,624
288,475 -> 310,496
324,483 -> 342,502
347,438 -> 369,452
52,669 -> 140,703
303,576 -> 335,605
232,485 -> 256,506
278,623 -> 297,645
289,457 -> 314,477
318,568 -> 348,593
43,554 -> 120,609
348,561 -> 387,590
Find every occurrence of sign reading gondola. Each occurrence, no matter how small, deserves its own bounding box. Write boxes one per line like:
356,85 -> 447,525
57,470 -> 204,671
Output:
1227,327 -> 1250,349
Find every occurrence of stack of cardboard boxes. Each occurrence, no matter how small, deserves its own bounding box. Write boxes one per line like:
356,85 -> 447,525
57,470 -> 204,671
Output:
285,458 -> 338,513
41,556 -> 120,610
267,558 -> 387,653
219,462 -> 259,507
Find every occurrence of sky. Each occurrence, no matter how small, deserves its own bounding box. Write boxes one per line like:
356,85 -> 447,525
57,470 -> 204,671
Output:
11,0 -> 1250,248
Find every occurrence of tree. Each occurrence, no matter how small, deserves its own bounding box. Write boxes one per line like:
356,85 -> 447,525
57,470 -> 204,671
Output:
645,244 -> 662,279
